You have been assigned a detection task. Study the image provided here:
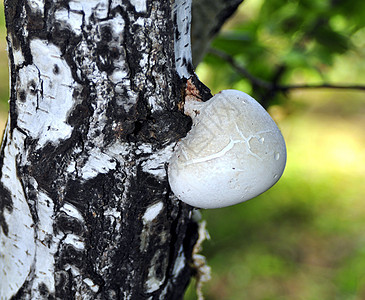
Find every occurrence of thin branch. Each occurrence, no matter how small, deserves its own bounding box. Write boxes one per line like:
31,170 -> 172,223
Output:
208,48 -> 272,89
208,48 -> 365,92
278,83 -> 365,91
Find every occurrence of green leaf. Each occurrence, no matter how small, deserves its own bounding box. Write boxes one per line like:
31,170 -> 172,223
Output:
211,32 -> 255,56
313,26 -> 350,54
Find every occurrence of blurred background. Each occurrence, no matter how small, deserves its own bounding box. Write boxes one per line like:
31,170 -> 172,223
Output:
187,0 -> 365,299
0,3 -> 7,128
0,1 -> 364,299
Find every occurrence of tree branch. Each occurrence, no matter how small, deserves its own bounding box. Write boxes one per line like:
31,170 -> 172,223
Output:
278,83 -> 365,91
208,48 -> 272,89
208,48 -> 365,92
191,0 -> 244,66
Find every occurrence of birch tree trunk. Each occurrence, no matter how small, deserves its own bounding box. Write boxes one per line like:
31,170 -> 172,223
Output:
0,0 -> 210,299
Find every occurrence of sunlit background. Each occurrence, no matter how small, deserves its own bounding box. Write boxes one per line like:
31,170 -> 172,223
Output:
1,1 -> 365,299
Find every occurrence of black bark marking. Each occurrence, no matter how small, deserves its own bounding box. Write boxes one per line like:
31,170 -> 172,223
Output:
25,2 -> 45,32
28,80 -> 37,95
8,43 -> 18,134
185,22 -> 189,35
186,61 -> 195,76
4,0 -> 25,51
59,171 -> 130,295
27,133 -> 84,205
55,269 -> 75,300
54,212 -> 84,236
38,282 -> 53,298
0,184 -> 12,236
0,133 -> 12,237
18,89 -> 26,102
189,73 -> 213,101
53,64 -> 60,75
18,163 -> 40,225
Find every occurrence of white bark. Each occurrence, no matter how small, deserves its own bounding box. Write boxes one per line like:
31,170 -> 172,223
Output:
0,124 -> 36,298
173,0 -> 193,79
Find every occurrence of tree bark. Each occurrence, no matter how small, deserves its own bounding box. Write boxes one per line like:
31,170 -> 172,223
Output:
0,1 -> 207,299
191,0 -> 244,66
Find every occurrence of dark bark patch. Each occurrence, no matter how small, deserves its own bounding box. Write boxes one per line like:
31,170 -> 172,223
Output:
100,168 -> 170,293
188,73 -> 213,102
18,89 -> 26,102
38,282 -> 55,298
102,97 -> 134,142
0,132 -> 13,237
62,180 -> 90,213
9,76 -> 19,133
28,80 -> 37,96
19,166 -> 40,225
58,244 -> 85,269
95,23 -> 123,74
54,212 -> 84,236
50,23 -> 75,49
183,221 -> 199,261
173,12 -> 180,41
60,171 -> 128,291
163,207 -> 198,300
95,43 -> 119,74
67,103 -> 93,127
149,111 -> 191,144
67,85 -> 94,127
100,25 -> 113,43
25,3 -> 45,31
0,184 -> 13,236
53,64 -> 60,75
4,0 -> 23,50
55,269 -> 75,300
27,136 -> 80,205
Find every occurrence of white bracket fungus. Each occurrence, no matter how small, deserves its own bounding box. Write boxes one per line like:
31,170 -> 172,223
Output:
168,89 -> 287,209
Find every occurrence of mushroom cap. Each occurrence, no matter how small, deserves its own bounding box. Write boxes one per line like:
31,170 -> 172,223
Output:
168,89 -> 286,209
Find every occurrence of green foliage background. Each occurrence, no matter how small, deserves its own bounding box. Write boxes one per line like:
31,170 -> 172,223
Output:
187,0 -> 365,299
0,1 -> 364,299
0,2 -> 7,117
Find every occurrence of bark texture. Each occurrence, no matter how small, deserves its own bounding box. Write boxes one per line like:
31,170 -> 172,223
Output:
0,1 -> 202,299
